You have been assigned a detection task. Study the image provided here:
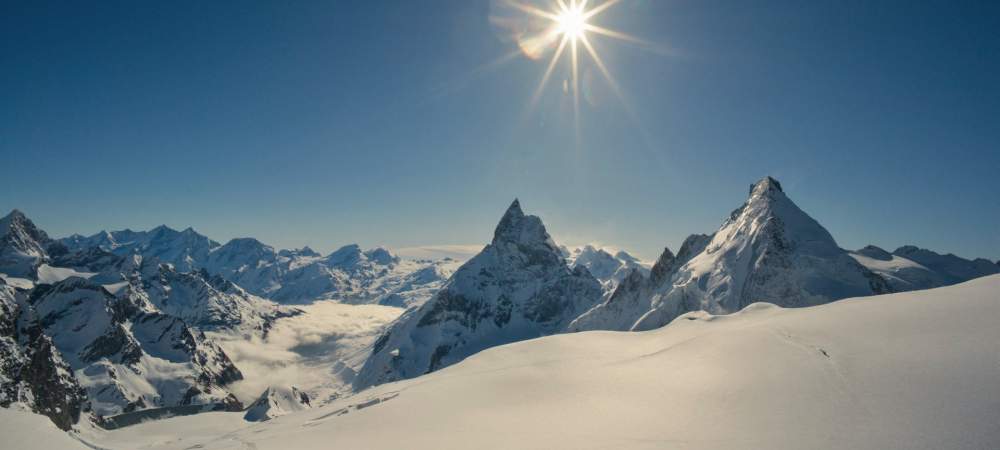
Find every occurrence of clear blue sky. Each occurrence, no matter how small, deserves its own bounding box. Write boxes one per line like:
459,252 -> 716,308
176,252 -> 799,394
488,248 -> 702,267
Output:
2,0 -> 998,261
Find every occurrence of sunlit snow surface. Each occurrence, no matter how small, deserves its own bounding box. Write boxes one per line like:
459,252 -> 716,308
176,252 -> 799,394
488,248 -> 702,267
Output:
0,408 -> 90,450
71,274 -> 1000,450
0,272 -> 33,289
35,263 -> 96,284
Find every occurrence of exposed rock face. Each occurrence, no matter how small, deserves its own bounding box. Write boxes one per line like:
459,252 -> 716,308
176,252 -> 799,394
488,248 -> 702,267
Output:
564,245 -> 649,295
354,200 -> 602,390
0,277 -> 87,430
61,225 -> 220,273
26,277 -> 244,417
629,177 -> 891,331
854,245 -> 893,261
571,177 -> 891,333
268,244 -> 447,305
243,385 -> 312,422
62,227 -> 454,307
567,234 -> 710,332
203,238 -> 282,295
0,210 -> 65,278
137,262 -> 295,334
0,222 -> 256,426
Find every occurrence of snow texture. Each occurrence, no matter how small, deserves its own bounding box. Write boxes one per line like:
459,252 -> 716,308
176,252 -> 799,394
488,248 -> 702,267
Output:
354,200 -> 603,389
63,274 -> 1000,450
243,385 -> 312,422
572,177 -> 891,332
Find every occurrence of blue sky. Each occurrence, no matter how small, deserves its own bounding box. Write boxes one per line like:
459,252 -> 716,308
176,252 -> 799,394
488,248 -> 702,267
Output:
2,0 -> 998,261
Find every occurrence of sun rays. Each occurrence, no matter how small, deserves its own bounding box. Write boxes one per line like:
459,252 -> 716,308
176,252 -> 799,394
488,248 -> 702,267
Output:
491,0 -> 647,145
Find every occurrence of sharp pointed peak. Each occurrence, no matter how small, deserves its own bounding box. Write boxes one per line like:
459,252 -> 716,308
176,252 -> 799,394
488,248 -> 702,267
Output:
151,224 -> 177,233
491,198 -> 556,248
750,176 -> 784,197
504,198 -> 524,218
4,209 -> 26,219
1,209 -> 39,235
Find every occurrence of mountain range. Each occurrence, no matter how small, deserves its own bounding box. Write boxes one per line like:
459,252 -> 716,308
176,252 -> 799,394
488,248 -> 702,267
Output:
1,176 -> 997,432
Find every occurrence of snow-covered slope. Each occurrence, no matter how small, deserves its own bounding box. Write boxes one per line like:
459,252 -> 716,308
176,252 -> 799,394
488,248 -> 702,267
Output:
0,214 -> 285,427
27,277 -> 244,417
562,245 -> 649,294
0,408 -> 90,450
243,385 -> 312,422
354,200 -> 602,390
568,234 -> 711,332
61,227 -> 457,307
202,237 -> 283,295
62,225 -> 220,273
848,245 -> 945,291
891,245 -> 999,284
0,277 -> 87,430
0,210 -> 66,278
137,263 -> 295,334
575,177 -> 891,332
269,245 -> 459,307
72,274 -> 1000,450
37,243 -> 297,336
849,244 -> 998,292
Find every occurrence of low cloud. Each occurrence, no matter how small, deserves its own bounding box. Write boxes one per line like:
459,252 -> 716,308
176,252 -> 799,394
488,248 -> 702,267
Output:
208,303 -> 403,405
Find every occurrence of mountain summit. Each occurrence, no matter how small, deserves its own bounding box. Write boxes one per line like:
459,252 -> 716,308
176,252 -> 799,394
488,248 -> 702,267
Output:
572,177 -> 891,332
0,209 -> 63,278
354,200 -> 602,389
632,176 -> 891,330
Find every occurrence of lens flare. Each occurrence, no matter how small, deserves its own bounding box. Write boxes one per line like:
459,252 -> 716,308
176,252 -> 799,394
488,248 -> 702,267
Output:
486,0 -> 656,149
555,4 -> 586,40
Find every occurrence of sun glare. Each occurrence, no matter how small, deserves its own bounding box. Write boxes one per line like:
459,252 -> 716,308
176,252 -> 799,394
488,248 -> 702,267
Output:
493,0 -> 646,143
555,5 -> 586,40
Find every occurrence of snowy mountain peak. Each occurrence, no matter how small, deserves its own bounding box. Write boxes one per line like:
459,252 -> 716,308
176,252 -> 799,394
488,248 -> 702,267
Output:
355,201 -> 602,389
327,244 -> 363,266
569,178 -> 891,333
613,250 -> 640,264
491,199 -> 557,252
628,178 -> 890,331
855,245 -> 893,261
363,247 -> 398,266
0,209 -> 27,230
243,385 -> 312,422
750,175 -> 784,197
209,238 -> 277,270
890,245 -> 999,284
0,209 -> 58,278
648,247 -> 676,284
1,209 -> 44,240
505,198 -> 523,217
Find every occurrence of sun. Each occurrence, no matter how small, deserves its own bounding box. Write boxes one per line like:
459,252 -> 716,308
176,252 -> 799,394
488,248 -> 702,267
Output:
555,3 -> 587,40
488,0 -> 651,147
494,0 -> 644,134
